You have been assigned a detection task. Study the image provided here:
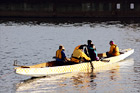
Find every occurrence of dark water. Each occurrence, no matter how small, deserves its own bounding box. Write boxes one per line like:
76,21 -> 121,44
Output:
0,20 -> 140,93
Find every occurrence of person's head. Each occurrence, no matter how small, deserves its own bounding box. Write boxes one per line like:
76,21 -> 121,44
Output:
87,40 -> 92,45
79,45 -> 84,50
109,41 -> 114,45
90,44 -> 96,49
59,45 -> 65,50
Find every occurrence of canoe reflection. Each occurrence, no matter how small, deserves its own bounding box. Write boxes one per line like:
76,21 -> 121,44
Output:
16,58 -> 134,92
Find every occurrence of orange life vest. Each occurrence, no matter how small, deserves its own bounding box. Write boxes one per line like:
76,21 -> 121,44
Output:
56,49 -> 62,59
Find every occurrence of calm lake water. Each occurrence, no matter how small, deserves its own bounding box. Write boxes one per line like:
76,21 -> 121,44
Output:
0,20 -> 140,93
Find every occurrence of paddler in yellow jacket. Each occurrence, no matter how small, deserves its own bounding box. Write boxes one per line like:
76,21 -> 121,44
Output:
72,44 -> 86,53
106,41 -> 120,57
71,45 -> 91,63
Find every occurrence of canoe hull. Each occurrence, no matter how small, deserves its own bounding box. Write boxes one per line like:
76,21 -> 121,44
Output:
15,48 -> 134,77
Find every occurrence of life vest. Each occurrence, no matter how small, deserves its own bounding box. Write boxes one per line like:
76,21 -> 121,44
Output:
71,49 -> 91,63
109,44 -> 120,56
56,49 -> 62,59
71,45 -> 81,61
73,45 -> 81,53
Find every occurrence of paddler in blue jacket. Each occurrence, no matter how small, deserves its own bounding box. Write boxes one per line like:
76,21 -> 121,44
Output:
56,45 -> 70,65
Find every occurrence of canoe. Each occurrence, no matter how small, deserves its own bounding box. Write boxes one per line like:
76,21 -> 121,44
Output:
14,48 -> 134,77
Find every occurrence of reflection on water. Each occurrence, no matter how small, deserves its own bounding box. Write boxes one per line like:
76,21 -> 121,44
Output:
15,59 -> 134,93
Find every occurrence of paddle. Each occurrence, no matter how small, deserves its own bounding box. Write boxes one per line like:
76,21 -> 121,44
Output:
52,56 -> 56,59
89,60 -> 94,69
85,46 -> 94,69
99,57 -> 110,62
100,59 -> 110,62
13,60 -> 30,68
98,53 -> 110,62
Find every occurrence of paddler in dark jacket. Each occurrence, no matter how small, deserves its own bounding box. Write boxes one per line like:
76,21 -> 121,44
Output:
88,44 -> 99,61
84,40 -> 93,56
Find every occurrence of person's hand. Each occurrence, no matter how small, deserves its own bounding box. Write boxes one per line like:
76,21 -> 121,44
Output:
96,57 -> 99,61
66,58 -> 70,61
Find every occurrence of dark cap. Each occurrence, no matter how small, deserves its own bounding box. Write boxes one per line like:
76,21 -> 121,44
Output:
109,41 -> 114,44
87,40 -> 92,45
79,45 -> 84,49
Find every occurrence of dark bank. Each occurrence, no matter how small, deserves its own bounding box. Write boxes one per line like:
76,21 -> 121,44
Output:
0,0 -> 140,18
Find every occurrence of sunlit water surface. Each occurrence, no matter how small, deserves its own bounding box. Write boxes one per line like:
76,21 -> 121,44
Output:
0,21 -> 140,93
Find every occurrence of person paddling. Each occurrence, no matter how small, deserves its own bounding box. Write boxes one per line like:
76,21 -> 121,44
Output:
56,45 -> 70,65
84,40 -> 93,56
106,41 -> 120,57
71,45 -> 91,63
72,44 -> 86,53
88,44 -> 99,61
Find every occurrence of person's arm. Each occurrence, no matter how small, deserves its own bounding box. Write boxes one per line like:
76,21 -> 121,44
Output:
84,48 -> 88,56
61,51 -> 66,58
81,51 -> 91,61
61,51 -> 70,61
94,50 -> 99,61
115,46 -> 120,52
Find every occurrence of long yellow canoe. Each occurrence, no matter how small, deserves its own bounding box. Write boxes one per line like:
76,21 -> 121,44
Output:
14,48 -> 134,77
